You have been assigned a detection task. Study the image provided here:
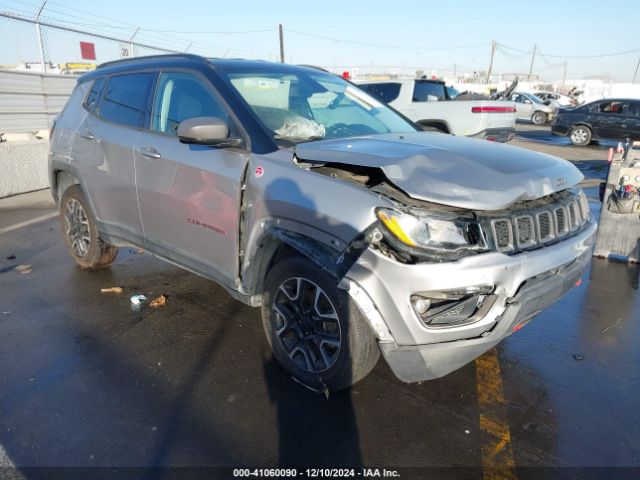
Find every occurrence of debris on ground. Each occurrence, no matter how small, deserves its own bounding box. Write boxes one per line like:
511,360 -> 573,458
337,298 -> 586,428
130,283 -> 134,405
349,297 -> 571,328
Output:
150,294 -> 168,308
464,429 -> 471,435
573,353 -> 585,361
101,286 -> 124,294
6,255 -> 16,260
600,318 -> 623,335
291,376 -> 330,399
14,264 -> 32,274
130,294 -> 148,306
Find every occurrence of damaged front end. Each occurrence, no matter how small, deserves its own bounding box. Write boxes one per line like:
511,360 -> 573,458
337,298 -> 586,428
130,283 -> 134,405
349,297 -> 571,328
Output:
265,136 -> 597,383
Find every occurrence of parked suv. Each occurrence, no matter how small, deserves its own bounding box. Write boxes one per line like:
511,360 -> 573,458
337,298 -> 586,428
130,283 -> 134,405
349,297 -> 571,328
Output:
49,55 -> 596,391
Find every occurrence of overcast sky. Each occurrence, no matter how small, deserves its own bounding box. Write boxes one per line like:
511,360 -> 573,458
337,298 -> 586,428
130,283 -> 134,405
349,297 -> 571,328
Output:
1,0 -> 638,81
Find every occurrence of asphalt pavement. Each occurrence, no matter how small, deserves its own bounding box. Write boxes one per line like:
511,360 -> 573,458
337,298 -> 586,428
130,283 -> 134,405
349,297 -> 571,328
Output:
0,130 -> 638,480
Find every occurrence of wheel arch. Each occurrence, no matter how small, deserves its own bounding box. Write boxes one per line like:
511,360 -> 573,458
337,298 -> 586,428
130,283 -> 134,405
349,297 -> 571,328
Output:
416,119 -> 451,134
50,162 -> 82,205
241,222 -> 369,306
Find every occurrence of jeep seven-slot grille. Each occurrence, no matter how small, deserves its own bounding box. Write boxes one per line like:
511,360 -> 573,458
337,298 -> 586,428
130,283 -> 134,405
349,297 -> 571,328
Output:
481,190 -> 590,254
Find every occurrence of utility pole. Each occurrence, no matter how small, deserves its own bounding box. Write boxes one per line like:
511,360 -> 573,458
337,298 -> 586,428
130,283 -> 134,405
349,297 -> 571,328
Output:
35,1 -> 47,73
453,63 -> 456,78
185,41 -> 193,53
486,39 -> 496,84
562,61 -> 567,87
633,55 -> 640,83
278,24 -> 285,63
528,44 -> 537,81
129,27 -> 140,58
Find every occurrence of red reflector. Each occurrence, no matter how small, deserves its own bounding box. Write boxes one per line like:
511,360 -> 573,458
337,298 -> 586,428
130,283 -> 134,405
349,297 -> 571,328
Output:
575,278 -> 582,287
471,106 -> 516,113
342,71 -> 350,79
512,323 -> 525,333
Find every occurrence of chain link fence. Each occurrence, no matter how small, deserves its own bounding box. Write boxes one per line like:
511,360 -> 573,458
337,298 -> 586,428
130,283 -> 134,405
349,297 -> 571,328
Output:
0,11 -> 180,73
0,9 -> 270,74
0,14 -> 43,67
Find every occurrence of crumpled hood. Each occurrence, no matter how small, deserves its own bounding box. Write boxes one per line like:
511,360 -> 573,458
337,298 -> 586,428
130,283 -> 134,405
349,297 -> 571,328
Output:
295,132 -> 583,210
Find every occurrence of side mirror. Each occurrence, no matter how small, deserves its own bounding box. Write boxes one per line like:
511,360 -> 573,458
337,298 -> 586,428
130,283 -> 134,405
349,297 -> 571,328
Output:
177,117 -> 241,147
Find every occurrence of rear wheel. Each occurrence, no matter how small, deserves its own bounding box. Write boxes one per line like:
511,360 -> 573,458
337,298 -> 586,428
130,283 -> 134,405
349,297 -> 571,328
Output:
59,185 -> 118,269
261,255 -> 380,391
531,111 -> 548,125
569,125 -> 592,146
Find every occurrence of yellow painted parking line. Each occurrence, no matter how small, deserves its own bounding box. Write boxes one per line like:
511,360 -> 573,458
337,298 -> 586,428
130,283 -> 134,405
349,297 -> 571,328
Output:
476,348 -> 517,480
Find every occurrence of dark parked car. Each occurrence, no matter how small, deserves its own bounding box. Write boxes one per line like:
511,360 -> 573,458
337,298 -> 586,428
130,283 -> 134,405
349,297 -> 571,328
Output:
551,98 -> 640,146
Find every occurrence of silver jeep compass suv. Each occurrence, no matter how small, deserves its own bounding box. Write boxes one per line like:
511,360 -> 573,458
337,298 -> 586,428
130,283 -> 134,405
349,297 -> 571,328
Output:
49,54 -> 596,391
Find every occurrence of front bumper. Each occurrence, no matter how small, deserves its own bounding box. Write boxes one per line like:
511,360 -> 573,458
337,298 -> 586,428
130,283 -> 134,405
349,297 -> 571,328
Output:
343,221 -> 596,382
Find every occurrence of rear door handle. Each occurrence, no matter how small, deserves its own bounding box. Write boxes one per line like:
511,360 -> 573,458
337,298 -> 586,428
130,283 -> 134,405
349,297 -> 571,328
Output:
136,147 -> 161,159
79,130 -> 95,140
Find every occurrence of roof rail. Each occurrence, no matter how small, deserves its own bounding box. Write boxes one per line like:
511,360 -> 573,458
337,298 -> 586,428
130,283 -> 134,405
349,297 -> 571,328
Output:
96,53 -> 205,70
297,64 -> 330,73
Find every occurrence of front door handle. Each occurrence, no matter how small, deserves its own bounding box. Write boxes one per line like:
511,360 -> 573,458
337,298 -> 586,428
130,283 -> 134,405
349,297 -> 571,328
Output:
79,130 -> 95,140
137,147 -> 161,159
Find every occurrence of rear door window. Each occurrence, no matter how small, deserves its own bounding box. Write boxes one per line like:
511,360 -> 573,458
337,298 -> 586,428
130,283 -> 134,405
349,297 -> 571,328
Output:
99,72 -> 154,128
627,101 -> 640,117
151,72 -> 230,135
359,83 -> 401,104
83,77 -> 105,114
412,81 -> 446,102
598,101 -> 628,115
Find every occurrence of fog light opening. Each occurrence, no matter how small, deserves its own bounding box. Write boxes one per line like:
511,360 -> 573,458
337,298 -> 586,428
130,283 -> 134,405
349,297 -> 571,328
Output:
411,285 -> 496,328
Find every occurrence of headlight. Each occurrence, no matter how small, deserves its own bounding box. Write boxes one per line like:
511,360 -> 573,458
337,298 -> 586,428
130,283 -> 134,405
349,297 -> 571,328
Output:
376,207 -> 486,254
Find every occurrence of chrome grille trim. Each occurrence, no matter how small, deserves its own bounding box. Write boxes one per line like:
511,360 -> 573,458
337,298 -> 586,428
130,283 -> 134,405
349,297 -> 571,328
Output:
569,202 -> 580,231
536,211 -> 555,241
515,215 -> 536,248
479,189 -> 591,255
555,206 -> 568,237
491,219 -> 513,252
578,194 -> 590,221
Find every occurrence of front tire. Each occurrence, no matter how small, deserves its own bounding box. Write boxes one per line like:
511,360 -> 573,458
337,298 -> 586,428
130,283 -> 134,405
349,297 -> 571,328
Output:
569,125 -> 592,146
531,111 -> 548,125
59,185 -> 118,269
261,255 -> 380,391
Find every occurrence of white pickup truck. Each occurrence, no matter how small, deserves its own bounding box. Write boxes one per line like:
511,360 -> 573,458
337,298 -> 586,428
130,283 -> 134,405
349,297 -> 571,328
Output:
359,79 -> 517,142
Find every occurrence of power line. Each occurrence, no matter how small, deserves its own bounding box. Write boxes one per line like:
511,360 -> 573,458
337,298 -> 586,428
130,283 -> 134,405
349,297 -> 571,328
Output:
138,27 -> 275,35
499,42 -> 640,59
13,0 -> 274,35
287,29 -> 489,51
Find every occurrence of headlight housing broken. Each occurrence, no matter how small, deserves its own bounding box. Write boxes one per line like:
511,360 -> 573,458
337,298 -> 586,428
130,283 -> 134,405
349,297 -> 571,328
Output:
375,207 -> 487,259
